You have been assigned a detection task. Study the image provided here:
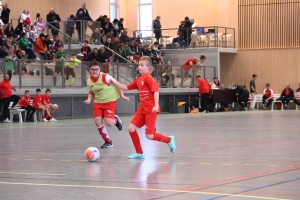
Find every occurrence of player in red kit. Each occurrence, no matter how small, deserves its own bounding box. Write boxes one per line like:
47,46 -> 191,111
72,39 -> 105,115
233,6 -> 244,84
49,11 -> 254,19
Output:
111,56 -> 176,159
33,88 -> 52,122
19,90 -> 36,122
261,83 -> 273,110
42,89 -> 58,121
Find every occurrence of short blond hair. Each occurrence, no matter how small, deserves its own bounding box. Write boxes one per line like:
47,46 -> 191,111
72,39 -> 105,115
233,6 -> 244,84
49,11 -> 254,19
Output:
139,56 -> 152,67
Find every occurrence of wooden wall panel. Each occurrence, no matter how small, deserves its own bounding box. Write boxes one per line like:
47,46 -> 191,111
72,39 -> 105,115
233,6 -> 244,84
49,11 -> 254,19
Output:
239,0 -> 300,49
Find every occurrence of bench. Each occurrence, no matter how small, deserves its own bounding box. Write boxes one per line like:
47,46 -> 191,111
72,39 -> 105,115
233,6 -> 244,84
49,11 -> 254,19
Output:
248,94 -> 298,110
9,100 -> 40,122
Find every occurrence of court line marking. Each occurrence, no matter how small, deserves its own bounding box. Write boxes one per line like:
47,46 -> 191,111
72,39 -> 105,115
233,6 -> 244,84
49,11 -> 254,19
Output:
0,181 -> 289,200
244,164 -> 256,166
199,163 -> 211,165
0,172 -> 66,176
24,159 -> 34,160
60,160 -> 71,162
266,165 -> 278,167
221,164 -> 233,166
42,159 -> 52,161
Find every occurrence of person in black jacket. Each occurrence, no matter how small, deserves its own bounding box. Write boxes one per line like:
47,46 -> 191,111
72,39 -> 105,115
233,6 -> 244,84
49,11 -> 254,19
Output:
0,3 -> 10,25
183,16 -> 194,46
97,47 -> 110,73
236,85 -> 249,111
75,11 -> 89,42
76,3 -> 93,21
118,18 -> 124,32
277,83 -> 294,109
46,8 -> 61,37
152,16 -> 161,43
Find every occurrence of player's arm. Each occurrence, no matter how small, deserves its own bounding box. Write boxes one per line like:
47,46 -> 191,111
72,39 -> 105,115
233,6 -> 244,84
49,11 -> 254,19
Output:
84,91 -> 94,104
152,91 -> 159,113
110,78 -> 129,91
116,87 -> 130,101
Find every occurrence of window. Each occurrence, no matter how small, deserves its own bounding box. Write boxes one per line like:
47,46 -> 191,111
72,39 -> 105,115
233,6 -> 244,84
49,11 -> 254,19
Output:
110,0 -> 119,20
139,0 -> 152,37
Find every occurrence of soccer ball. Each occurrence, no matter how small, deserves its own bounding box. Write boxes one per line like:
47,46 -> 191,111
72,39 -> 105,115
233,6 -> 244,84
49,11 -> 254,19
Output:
85,147 -> 100,162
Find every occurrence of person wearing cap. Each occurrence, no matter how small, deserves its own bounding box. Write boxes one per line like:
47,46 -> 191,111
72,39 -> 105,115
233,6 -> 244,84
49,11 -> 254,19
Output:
152,16 -> 162,43
35,33 -> 51,61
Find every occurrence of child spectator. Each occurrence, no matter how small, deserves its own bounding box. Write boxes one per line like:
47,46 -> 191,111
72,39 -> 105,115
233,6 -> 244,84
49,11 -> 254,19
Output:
80,40 -> 91,61
29,25 -> 38,43
19,90 -> 36,122
13,45 -> 28,75
65,14 -> 75,39
65,54 -> 81,88
33,88 -> 51,122
35,33 -> 51,61
42,89 -> 58,121
53,44 -> 68,88
4,52 -> 16,80
36,18 -> 46,36
110,56 -> 176,159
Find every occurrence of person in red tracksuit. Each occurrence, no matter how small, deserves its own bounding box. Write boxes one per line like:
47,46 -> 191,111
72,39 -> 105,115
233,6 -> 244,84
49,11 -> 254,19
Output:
42,89 -> 58,121
33,88 -> 51,122
197,75 -> 210,113
19,90 -> 36,122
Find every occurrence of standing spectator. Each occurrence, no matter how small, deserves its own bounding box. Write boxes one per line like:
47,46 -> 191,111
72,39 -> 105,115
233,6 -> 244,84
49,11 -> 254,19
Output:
182,56 -> 204,87
236,85 -> 249,111
4,23 -> 14,36
261,83 -> 274,110
35,34 -> 51,61
76,2 -> 93,21
102,17 -> 113,35
1,38 -> 18,74
183,17 -> 193,46
277,83 -> 294,110
118,18 -> 124,32
112,19 -> 119,37
36,17 -> 46,36
32,12 -> 41,26
152,16 -> 161,43
98,47 -> 110,73
0,3 -> 10,25
75,11 -> 88,42
19,90 -> 36,122
90,28 -> 101,43
0,73 -> 20,123
80,40 -> 91,61
53,45 -> 68,88
249,74 -> 257,110
46,8 -> 61,37
120,30 -> 130,43
16,9 -> 29,35
65,14 -> 75,40
42,89 -> 58,121
196,75 -> 210,113
29,25 -> 38,43
19,32 -> 39,61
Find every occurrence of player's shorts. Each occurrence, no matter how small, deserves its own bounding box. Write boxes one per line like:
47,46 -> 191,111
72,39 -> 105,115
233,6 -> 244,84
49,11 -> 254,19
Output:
33,105 -> 41,110
131,107 -> 157,134
54,66 -> 64,74
93,101 -> 116,119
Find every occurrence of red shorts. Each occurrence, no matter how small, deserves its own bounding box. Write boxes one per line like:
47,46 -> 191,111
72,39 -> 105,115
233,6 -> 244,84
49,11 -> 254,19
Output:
33,105 -> 40,110
93,101 -> 116,119
131,107 -> 157,134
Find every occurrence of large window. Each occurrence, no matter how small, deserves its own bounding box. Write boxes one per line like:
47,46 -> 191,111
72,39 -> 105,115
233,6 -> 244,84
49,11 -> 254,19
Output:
139,0 -> 152,37
110,0 -> 119,20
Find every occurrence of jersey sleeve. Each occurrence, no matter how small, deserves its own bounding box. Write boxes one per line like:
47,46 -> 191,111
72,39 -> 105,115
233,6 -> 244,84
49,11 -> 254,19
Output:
102,74 -> 110,86
127,79 -> 138,90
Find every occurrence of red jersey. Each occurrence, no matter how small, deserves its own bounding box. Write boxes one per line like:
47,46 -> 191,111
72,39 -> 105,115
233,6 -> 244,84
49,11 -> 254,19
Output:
33,95 -> 43,107
127,73 -> 160,113
19,95 -> 31,107
198,78 -> 209,94
42,94 -> 51,105
285,89 -> 290,96
263,88 -> 273,98
0,80 -> 13,99
81,46 -> 91,60
182,58 -> 197,71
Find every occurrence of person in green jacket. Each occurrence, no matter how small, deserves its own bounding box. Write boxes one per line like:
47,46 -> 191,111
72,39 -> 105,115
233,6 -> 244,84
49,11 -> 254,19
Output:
4,53 -> 16,80
19,32 -> 40,60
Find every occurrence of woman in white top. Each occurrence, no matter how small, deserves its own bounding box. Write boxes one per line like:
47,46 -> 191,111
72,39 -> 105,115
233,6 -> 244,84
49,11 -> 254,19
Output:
17,9 -> 30,31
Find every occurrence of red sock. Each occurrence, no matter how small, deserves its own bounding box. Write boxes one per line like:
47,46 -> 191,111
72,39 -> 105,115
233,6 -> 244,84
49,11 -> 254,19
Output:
129,131 -> 143,154
153,133 -> 171,143
98,125 -> 111,143
42,114 -> 46,119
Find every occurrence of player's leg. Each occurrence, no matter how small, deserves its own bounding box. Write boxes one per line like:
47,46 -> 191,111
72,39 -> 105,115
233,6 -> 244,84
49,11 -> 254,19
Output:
70,69 -> 76,86
102,101 -> 123,130
65,67 -> 70,87
48,104 -> 58,121
39,106 -> 48,121
127,109 -> 145,159
94,103 -> 113,148
144,113 -> 176,153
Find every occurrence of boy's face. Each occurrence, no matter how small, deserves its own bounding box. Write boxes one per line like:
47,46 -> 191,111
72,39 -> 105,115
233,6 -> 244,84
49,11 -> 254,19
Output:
36,91 -> 41,96
46,91 -> 51,96
138,60 -> 150,75
84,42 -> 88,46
59,46 -> 64,51
72,55 -> 76,59
89,65 -> 100,78
25,92 -> 30,97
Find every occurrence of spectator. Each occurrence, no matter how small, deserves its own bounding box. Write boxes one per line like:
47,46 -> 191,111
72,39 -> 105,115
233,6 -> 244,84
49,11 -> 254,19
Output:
49,35 -> 61,53
4,52 -> 15,80
104,37 -> 113,57
212,76 -> 220,89
33,88 -> 52,122
35,33 -> 51,61
12,34 -> 19,46
91,28 -> 101,43
112,19 -> 119,37
235,85 -> 249,111
42,89 -> 58,121
44,34 -> 52,52
76,2 -> 93,21
118,18 -> 124,32
249,74 -> 257,110
129,40 -> 137,54
182,56 -> 203,87
19,90 -> 36,122
4,23 -> 14,36
85,48 -> 99,62
65,14 -> 75,39
277,83 -> 294,110
98,47 -> 110,73
19,32 -> 39,61
183,16 -> 193,45
196,75 -> 210,113
261,83 -> 274,110
22,24 -> 34,44
136,42 -> 143,55
152,16 -> 162,43
32,12 -> 41,26
142,44 -> 151,57
111,37 -> 120,54
293,83 -> 300,109
46,8 -> 61,37
161,60 -> 175,87
103,17 -> 113,35
80,40 -> 91,61
0,3 -> 10,25
29,25 -> 38,43
75,11 -> 89,41
100,15 -> 108,28
53,44 -> 68,88
36,17 -> 46,36
1,38 -> 19,75
16,9 -> 29,35
13,45 -> 27,75
120,30 -> 130,43
0,73 -> 20,123
65,53 -> 81,88
119,42 -> 133,61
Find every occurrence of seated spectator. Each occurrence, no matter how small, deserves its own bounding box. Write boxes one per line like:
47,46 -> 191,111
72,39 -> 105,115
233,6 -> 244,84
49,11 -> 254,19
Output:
261,83 -> 273,110
19,90 -> 36,122
136,42 -> 143,55
29,25 -> 38,43
12,34 -> 19,46
36,17 -> 46,36
129,40 -> 137,54
142,44 -> 151,57
4,23 -> 14,36
111,37 -> 120,54
0,25 -> 5,46
235,85 -> 249,111
84,48 -> 99,61
35,33 -> 51,61
49,35 -> 61,53
293,82 -> 300,109
1,38 -> 19,75
119,42 -> 133,61
19,32 -> 39,60
98,47 -> 110,73
33,88 -> 51,122
65,54 -> 81,88
0,73 -> 20,123
90,28 -> 101,43
277,83 -> 294,110
120,30 -> 130,43
42,89 -> 58,121
161,61 -> 175,87
104,37 -> 113,57
23,24 -> 34,44
102,17 -> 113,35
44,34 -> 52,52
17,9 -> 30,33
81,40 -> 91,61
212,77 -> 220,89
13,45 -> 28,75
150,44 -> 164,65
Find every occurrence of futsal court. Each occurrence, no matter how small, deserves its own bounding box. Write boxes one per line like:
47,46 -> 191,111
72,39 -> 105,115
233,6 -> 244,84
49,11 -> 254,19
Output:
0,111 -> 299,200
